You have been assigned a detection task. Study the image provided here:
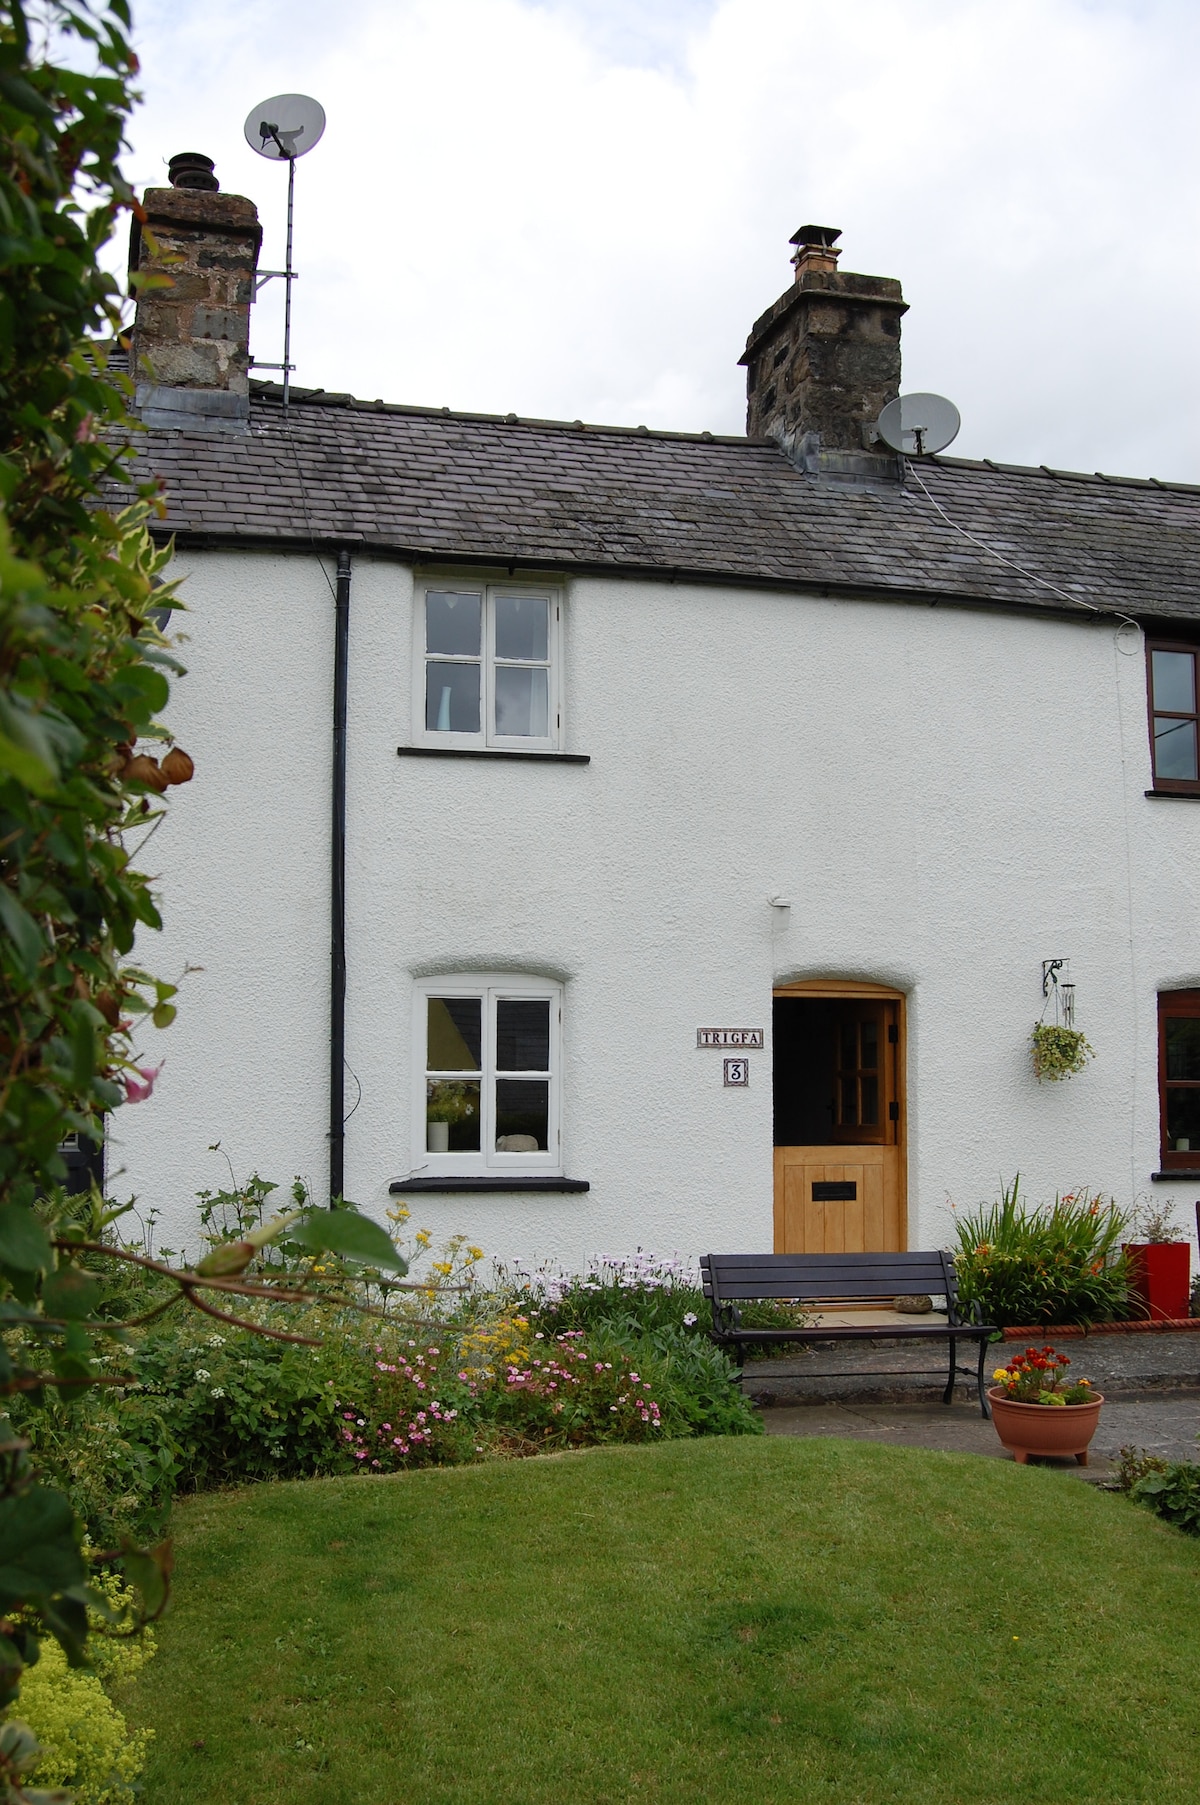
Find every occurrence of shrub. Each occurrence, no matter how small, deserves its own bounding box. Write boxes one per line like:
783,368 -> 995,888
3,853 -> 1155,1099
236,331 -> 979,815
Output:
1113,1445 -> 1171,1493
334,1339 -> 476,1470
580,1322 -> 762,1439
1131,1463 -> 1200,1536
951,1178 -> 1131,1327
7,1569 -> 155,1803
484,1332 -> 667,1451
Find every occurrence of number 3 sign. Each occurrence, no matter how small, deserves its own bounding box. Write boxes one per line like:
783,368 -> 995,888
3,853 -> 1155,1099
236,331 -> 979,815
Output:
723,1058 -> 749,1087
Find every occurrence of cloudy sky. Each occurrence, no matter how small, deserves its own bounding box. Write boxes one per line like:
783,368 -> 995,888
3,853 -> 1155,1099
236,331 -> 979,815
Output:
115,0 -> 1199,480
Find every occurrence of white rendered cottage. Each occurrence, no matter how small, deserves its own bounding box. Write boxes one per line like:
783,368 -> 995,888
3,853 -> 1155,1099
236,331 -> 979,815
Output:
110,156 -> 1200,1270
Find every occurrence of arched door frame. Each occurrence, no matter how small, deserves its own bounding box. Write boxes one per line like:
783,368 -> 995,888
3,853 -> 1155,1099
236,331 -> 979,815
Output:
772,978 -> 908,1253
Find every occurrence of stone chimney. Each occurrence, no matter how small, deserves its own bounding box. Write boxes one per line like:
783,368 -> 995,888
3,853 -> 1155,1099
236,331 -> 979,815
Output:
128,153 -> 262,431
740,226 -> 907,478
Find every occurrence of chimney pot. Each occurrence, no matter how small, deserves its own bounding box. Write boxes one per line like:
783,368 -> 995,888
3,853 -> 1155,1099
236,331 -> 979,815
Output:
167,151 -> 219,192
789,223 -> 842,279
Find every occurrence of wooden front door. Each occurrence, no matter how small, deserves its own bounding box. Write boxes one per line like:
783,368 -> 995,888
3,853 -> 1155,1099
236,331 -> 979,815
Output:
772,984 -> 905,1254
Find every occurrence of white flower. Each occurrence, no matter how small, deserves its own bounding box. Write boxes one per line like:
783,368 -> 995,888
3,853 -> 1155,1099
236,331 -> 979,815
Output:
210,1387 -> 225,1398
207,1334 -> 226,1348
683,1312 -> 698,1327
194,1369 -> 211,1382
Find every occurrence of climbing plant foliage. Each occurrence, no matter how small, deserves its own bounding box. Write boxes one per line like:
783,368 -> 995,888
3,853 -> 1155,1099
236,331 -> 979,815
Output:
0,13 -> 410,1793
0,2 -> 181,1789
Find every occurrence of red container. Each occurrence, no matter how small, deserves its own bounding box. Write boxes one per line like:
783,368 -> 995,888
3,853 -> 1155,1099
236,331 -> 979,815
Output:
1123,1241 -> 1191,1321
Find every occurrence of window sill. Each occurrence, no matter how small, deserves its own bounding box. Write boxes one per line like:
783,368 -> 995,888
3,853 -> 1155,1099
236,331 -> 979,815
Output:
398,746 -> 590,764
1151,1169 -> 1200,1180
1145,789 -> 1200,801
389,1175 -> 590,1194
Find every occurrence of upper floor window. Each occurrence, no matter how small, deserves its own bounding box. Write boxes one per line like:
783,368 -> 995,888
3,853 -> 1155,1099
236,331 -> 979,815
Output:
415,975 -> 561,1174
417,583 -> 561,750
1147,642 -> 1200,793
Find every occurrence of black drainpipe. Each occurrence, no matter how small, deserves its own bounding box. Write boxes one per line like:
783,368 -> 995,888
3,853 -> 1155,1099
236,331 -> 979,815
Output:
329,548 -> 351,1204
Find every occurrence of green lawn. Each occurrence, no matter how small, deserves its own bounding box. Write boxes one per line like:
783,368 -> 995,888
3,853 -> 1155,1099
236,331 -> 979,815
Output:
121,1437 -> 1200,1804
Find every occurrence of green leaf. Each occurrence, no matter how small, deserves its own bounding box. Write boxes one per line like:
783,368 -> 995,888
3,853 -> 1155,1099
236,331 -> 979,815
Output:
0,1205 -> 52,1273
42,1264 -> 102,1320
0,71 -> 56,121
119,1537 -> 172,1619
0,1484 -> 87,1619
0,885 -> 46,977
292,1208 -> 409,1273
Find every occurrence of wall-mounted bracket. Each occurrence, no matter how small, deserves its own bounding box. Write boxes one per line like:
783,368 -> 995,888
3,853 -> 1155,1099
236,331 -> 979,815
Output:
1042,959 -> 1065,999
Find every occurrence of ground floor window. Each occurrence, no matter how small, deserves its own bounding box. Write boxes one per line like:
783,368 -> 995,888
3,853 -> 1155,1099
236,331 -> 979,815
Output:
1158,990 -> 1200,1168
416,975 -> 560,1172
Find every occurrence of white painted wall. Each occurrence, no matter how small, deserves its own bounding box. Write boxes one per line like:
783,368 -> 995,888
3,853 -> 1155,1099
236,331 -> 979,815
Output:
116,547 -> 1200,1270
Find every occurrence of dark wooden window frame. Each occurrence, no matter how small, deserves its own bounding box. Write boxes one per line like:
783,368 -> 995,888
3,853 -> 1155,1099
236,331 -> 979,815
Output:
1146,639 -> 1200,795
829,1000 -> 899,1148
1158,990 -> 1200,1170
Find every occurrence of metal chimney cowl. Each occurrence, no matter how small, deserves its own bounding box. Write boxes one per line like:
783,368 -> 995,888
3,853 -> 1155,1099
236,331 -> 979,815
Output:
129,155 -> 263,432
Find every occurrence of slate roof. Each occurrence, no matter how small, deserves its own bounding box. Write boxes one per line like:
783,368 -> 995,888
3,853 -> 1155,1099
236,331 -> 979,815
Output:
126,382 -> 1200,623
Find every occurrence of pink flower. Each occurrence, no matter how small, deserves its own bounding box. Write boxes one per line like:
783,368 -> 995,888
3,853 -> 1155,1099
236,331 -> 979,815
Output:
123,1062 -> 163,1104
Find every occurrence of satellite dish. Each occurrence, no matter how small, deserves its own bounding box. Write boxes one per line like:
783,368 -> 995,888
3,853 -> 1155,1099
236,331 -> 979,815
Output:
244,94 -> 326,161
876,392 -> 961,457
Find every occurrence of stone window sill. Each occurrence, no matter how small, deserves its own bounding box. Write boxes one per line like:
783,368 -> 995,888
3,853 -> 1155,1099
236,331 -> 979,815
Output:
1151,1169 -> 1200,1181
388,1176 -> 590,1194
1145,789 -> 1200,801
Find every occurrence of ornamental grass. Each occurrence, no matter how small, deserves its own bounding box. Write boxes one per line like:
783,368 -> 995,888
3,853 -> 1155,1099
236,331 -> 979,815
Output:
951,1177 -> 1132,1327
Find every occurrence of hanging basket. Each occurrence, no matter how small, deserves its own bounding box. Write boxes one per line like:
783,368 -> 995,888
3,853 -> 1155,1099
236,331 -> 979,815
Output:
1031,1022 -> 1094,1082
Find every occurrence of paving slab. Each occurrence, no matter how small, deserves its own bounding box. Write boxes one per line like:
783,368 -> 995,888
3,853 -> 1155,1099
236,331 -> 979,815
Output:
759,1390 -> 1200,1478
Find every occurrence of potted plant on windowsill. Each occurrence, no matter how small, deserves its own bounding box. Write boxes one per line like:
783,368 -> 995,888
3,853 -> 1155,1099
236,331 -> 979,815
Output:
426,1081 -> 478,1155
1124,1200 -> 1192,1322
988,1346 -> 1104,1465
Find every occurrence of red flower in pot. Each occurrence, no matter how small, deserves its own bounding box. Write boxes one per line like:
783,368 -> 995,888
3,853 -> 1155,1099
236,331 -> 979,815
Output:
988,1346 -> 1104,1466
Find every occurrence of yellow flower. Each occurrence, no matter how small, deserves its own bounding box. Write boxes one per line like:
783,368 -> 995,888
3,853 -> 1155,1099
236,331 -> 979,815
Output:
468,1246 -> 484,1261
415,1230 -> 431,1247
432,1261 -> 453,1277
993,1369 -> 1009,1382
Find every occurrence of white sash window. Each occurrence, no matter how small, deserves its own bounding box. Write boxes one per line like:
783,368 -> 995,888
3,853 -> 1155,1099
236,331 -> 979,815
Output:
416,584 -> 561,750
415,976 -> 561,1174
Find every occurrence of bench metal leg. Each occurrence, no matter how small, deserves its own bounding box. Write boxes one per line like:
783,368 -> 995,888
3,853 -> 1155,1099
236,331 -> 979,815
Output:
942,1336 -> 955,1405
976,1336 -> 991,1418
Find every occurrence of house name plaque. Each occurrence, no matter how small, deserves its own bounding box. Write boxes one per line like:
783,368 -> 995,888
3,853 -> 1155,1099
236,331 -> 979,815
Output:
696,1028 -> 763,1048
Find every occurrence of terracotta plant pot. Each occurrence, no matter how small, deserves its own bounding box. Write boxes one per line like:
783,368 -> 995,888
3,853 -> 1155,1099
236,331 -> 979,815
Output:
987,1388 -> 1104,1466
1123,1241 -> 1191,1321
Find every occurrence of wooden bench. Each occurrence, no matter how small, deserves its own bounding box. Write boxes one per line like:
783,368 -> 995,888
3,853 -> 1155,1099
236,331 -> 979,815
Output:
700,1250 -> 996,1416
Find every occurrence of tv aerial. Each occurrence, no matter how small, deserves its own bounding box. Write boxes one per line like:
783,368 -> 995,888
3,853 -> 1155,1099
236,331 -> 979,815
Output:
244,94 -> 326,409
876,392 -> 961,458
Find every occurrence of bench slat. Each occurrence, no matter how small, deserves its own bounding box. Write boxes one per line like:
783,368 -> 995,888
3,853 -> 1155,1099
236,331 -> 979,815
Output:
703,1256 -> 945,1270
703,1270 -> 945,1285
